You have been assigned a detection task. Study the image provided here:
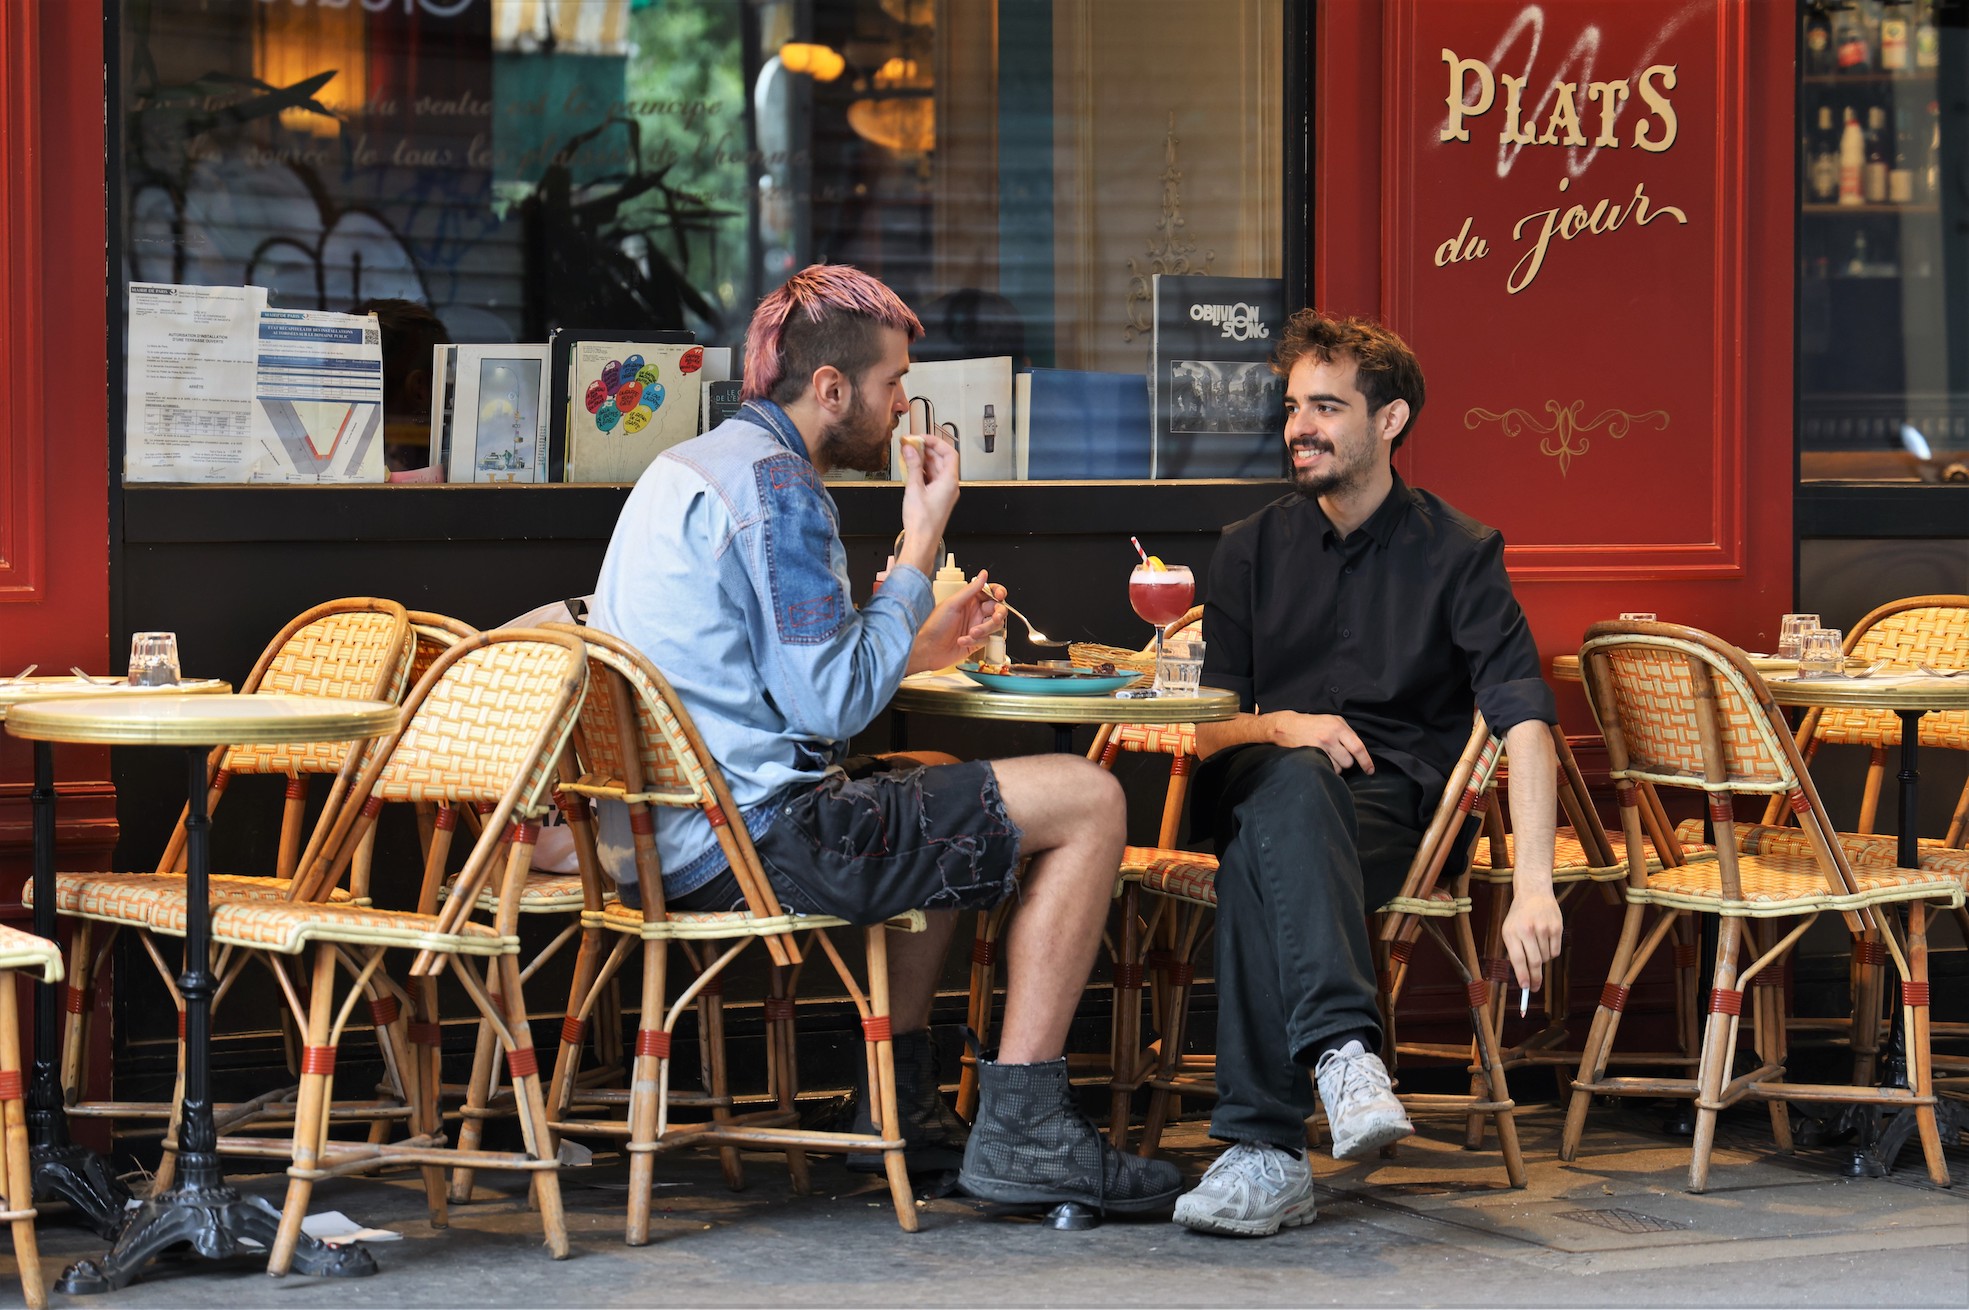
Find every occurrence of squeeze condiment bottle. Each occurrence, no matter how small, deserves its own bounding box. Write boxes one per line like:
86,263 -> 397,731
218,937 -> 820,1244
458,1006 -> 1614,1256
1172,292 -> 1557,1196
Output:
932,553 -> 967,674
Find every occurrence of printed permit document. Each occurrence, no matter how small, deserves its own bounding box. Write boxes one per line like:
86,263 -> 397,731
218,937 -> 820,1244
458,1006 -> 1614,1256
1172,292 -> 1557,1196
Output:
125,282 -> 267,481
125,284 -> 386,483
249,308 -> 386,482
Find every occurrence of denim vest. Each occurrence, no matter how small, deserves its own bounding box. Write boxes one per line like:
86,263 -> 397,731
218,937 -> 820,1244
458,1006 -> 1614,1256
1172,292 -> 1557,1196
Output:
589,399 -> 934,896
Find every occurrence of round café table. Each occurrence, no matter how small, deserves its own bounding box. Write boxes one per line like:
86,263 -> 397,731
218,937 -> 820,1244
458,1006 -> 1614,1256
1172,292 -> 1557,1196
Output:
888,675 -> 1239,754
0,676 -> 228,1236
4,693 -> 397,1293
1552,652 -> 1969,1176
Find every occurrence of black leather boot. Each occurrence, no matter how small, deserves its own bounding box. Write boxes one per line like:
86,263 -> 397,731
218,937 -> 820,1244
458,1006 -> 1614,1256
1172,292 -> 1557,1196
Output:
957,1053 -> 1182,1214
847,1029 -> 967,1176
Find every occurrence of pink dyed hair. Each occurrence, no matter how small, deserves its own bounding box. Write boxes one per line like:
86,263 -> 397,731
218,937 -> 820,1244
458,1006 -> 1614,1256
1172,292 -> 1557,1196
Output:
742,264 -> 924,403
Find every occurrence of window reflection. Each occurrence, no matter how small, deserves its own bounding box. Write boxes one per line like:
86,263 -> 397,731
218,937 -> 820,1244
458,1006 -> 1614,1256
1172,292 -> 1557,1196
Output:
119,0 -> 1286,479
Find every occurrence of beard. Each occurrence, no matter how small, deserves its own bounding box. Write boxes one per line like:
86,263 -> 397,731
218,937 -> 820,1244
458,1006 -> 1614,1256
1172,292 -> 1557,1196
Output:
1289,436 -> 1373,499
818,386 -> 892,473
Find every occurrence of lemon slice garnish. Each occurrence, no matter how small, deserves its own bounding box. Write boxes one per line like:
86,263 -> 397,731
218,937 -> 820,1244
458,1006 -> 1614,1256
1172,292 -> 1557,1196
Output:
1146,555 -> 1168,572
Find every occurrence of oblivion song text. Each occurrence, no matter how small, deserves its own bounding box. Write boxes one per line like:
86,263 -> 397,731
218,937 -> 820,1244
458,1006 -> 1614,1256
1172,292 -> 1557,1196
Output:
1432,47 -> 1689,295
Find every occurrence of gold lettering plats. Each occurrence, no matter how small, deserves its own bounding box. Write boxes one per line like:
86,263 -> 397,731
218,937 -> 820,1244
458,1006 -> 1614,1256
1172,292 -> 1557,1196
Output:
1431,45 -> 1690,295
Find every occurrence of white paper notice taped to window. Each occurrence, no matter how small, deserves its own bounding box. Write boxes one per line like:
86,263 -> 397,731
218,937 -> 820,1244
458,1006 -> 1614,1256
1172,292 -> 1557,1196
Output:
124,283 -> 387,483
125,282 -> 266,482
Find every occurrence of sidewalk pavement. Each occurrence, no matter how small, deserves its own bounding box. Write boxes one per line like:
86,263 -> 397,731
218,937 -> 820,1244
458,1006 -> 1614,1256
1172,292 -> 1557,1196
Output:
20,1104 -> 1968,1308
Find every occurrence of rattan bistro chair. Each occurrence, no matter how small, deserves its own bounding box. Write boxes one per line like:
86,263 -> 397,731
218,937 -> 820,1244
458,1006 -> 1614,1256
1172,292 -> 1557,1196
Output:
194,628 -> 589,1271
1561,620 -> 1964,1192
541,626 -> 924,1243
0,925 -> 63,1310
33,599 -> 413,1176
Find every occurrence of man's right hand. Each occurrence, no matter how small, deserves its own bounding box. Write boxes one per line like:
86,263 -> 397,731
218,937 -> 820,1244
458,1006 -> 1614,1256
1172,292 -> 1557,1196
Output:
1266,710 -> 1375,774
897,431 -> 961,575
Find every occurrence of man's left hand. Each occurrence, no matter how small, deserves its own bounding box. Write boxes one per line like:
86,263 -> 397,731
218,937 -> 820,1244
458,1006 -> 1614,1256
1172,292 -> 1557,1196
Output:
908,570 -> 1004,674
1501,888 -> 1563,991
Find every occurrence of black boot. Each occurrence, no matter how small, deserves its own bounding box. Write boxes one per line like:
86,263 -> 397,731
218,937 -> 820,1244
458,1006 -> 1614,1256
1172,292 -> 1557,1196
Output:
847,1029 -> 968,1176
957,1054 -> 1182,1214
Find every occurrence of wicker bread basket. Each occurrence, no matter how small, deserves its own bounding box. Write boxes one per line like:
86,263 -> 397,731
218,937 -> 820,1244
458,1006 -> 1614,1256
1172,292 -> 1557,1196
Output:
1068,607 -> 1203,689
1067,642 -> 1156,688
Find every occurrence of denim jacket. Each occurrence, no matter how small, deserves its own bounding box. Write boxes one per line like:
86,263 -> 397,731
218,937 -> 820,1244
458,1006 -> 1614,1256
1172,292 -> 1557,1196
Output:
590,399 -> 934,897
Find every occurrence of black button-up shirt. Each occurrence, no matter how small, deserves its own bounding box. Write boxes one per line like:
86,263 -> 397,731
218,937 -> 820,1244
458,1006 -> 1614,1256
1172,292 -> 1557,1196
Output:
1200,474 -> 1557,809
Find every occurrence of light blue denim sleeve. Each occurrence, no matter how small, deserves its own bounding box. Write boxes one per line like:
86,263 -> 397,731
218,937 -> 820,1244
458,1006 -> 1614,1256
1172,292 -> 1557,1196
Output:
730,450 -> 934,743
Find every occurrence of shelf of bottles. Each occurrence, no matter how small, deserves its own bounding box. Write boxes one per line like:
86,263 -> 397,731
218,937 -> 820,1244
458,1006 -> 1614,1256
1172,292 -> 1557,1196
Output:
1797,0 -> 1963,484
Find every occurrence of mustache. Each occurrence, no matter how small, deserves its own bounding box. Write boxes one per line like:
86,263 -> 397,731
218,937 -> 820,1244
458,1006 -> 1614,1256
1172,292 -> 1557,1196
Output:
1289,438 -> 1333,455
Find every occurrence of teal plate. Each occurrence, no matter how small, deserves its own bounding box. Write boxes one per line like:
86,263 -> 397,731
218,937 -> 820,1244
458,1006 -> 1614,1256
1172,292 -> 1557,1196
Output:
957,663 -> 1140,696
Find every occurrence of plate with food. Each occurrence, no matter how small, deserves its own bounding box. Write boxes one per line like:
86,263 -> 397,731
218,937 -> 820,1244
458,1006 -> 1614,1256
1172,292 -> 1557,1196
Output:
958,661 -> 1140,696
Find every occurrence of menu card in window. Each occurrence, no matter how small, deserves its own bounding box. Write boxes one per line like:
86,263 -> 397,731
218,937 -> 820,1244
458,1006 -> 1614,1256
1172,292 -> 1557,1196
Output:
1149,274 -> 1287,479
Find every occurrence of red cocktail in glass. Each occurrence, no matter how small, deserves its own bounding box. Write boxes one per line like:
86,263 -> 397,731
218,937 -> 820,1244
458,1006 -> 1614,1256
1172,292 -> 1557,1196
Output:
1129,562 -> 1195,693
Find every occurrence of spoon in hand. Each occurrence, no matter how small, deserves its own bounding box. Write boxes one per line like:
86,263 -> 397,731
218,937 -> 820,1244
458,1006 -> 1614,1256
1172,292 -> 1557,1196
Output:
997,600 -> 1068,647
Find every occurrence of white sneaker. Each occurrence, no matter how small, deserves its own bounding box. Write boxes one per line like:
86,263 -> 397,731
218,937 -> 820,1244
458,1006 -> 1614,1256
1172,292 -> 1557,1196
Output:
1171,1141 -> 1316,1237
1313,1040 -> 1414,1160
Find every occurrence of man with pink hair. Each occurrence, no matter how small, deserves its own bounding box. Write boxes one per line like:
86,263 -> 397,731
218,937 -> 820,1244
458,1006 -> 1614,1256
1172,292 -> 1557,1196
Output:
592,264 -> 1180,1216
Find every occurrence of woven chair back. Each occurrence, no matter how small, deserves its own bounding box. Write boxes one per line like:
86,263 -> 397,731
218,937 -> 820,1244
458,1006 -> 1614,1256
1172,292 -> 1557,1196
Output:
1814,596 -> 1969,752
221,599 -> 412,777
364,629 -> 587,815
406,610 -> 477,688
546,625 -> 793,936
560,635 -> 716,811
1579,624 -> 1800,795
1106,722 -> 1197,758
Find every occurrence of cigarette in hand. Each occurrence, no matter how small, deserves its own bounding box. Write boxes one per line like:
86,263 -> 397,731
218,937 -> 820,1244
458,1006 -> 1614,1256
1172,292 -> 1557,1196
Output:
1519,986 -> 1531,1018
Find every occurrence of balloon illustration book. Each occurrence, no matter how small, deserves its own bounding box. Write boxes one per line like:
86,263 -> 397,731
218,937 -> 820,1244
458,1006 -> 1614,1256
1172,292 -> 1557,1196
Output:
562,340 -> 704,482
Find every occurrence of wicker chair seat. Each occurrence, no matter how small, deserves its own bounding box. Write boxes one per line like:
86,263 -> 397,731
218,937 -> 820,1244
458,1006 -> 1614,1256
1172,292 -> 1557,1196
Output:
1471,829 -> 1627,882
1670,819 -> 1967,880
1639,849 -> 1962,916
1122,846 -> 1219,906
208,899 -> 512,956
581,901 -> 926,941
25,872 -> 356,928
1378,886 -> 1471,917
439,869 -> 614,914
0,923 -> 63,982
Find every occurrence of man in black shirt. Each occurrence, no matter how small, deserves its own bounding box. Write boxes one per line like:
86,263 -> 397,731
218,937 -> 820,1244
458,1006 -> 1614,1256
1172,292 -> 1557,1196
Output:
1172,310 -> 1562,1238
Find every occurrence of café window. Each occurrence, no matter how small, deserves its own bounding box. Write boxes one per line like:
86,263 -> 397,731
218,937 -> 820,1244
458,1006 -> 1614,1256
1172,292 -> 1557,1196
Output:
115,0 -> 1290,485
1796,0 -> 1969,485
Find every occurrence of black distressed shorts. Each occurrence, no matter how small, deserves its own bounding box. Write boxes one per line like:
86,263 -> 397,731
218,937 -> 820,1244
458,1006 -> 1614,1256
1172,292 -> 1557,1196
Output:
669,755 -> 1024,925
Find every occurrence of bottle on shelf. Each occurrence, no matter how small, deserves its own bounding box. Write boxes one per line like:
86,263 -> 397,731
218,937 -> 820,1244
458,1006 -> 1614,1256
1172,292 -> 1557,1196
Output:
1835,0 -> 1874,71
1864,104 -> 1890,202
1810,104 -> 1842,202
1923,99 -> 1941,200
1890,107 -> 1915,202
1880,0 -> 1911,71
1839,105 -> 1867,204
1915,0 -> 1940,69
1804,0 -> 1835,76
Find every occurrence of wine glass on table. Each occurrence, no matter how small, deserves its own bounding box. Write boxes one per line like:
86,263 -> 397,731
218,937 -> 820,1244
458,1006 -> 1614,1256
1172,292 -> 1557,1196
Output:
1129,555 -> 1195,696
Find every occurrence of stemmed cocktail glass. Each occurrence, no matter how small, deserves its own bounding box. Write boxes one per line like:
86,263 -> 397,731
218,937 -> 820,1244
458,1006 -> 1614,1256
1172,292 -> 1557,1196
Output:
1129,560 -> 1195,695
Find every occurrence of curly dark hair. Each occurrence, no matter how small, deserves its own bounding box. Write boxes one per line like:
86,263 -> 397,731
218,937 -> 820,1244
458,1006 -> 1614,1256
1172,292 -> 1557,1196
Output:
1273,310 -> 1426,452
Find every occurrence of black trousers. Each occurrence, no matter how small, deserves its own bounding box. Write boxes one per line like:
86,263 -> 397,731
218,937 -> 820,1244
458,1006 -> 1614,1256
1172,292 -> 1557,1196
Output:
1193,744 -> 1427,1147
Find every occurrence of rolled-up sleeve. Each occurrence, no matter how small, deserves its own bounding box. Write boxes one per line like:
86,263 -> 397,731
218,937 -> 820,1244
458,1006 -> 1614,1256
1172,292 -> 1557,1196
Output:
1451,532 -> 1557,738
